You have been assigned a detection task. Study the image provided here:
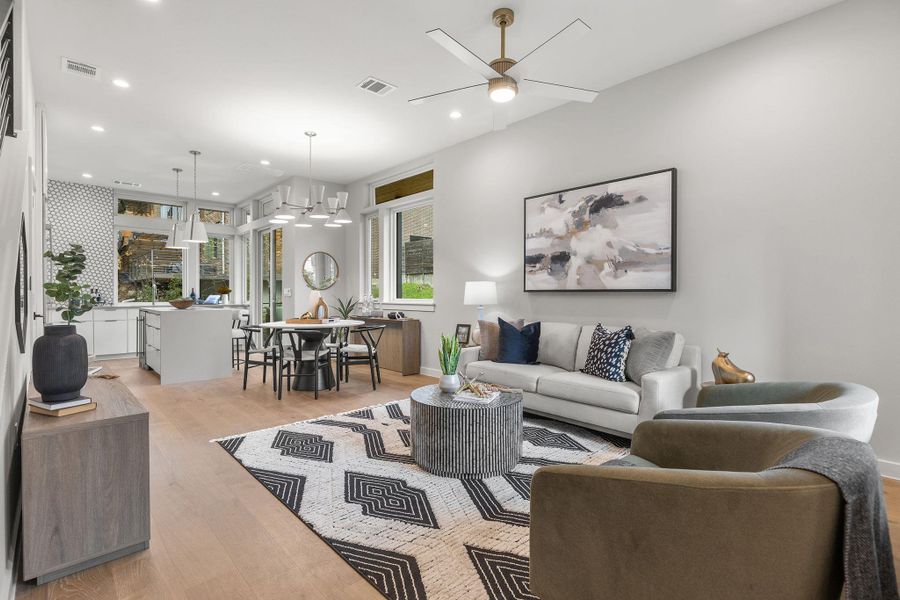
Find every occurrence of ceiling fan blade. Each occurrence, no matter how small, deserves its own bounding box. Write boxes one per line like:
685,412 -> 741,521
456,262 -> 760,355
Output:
521,79 -> 599,103
408,82 -> 487,105
492,106 -> 509,131
505,19 -> 591,81
426,28 -> 501,81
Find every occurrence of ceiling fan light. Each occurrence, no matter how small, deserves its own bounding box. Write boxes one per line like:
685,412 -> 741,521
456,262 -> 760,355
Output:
489,77 -> 518,103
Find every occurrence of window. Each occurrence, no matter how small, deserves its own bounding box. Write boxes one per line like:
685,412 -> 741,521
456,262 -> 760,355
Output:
366,216 -> 380,297
237,205 -> 252,225
375,170 -> 433,205
242,234 -> 251,305
199,236 -> 232,298
117,198 -> 182,220
198,207 -> 232,225
394,204 -> 433,300
117,230 -> 183,302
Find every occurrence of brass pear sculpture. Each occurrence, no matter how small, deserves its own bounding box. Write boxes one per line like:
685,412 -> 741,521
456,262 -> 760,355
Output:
712,349 -> 756,384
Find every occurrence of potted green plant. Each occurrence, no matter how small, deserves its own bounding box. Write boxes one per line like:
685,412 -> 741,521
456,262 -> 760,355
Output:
330,296 -> 358,320
33,244 -> 97,403
438,333 -> 461,393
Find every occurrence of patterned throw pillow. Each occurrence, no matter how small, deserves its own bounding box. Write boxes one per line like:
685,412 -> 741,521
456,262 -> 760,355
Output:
581,324 -> 635,382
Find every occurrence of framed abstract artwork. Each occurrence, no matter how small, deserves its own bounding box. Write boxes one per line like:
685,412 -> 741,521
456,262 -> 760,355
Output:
524,168 -> 676,292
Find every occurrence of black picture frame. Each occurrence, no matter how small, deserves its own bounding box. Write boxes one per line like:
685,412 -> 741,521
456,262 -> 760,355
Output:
523,168 -> 677,292
455,324 -> 471,346
15,213 -> 27,353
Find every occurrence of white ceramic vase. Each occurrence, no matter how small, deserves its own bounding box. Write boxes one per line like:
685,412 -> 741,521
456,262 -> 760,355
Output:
438,374 -> 460,394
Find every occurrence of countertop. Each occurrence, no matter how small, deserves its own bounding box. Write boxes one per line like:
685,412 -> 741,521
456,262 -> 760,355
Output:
96,303 -> 249,310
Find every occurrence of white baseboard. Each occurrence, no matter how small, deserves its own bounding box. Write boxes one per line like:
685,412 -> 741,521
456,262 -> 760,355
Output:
878,459 -> 900,480
420,367 -> 441,378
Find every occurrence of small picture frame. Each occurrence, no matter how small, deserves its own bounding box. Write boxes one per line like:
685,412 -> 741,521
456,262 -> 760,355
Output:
455,324 -> 472,346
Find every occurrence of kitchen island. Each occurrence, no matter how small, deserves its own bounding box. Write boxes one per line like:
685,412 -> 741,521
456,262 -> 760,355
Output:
139,306 -> 234,384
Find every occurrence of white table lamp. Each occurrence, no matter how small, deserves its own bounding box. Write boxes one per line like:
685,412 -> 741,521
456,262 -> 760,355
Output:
464,281 -> 497,322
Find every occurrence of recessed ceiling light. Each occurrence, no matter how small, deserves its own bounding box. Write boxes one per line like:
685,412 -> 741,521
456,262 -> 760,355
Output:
112,79 -> 130,88
82,173 -> 93,179
449,110 -> 462,120
211,191 -> 220,196
260,159 -> 271,166
91,124 -> 105,132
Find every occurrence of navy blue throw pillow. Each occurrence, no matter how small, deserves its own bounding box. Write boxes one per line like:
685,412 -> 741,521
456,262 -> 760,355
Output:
581,324 -> 635,382
495,318 -> 541,365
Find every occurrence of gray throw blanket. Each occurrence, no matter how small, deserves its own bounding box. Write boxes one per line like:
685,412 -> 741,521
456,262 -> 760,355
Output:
770,436 -> 899,600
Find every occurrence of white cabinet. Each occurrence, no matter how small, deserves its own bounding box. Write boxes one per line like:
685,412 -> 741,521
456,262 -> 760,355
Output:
74,321 -> 95,357
93,319 -> 129,356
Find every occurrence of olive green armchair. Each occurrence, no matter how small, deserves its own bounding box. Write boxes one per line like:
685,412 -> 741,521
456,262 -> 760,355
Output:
530,420 -> 844,600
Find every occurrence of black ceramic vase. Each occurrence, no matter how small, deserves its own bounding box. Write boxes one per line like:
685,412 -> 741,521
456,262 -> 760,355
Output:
32,324 -> 89,403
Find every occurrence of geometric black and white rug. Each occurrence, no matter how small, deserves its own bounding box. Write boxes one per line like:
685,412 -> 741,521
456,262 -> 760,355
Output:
213,399 -> 629,600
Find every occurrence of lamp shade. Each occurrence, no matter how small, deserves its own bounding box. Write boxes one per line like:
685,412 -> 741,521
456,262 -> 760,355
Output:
184,213 -> 208,243
464,281 -> 497,306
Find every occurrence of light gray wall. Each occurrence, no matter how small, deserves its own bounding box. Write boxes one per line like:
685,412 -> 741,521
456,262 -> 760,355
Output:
345,0 -> 900,468
0,4 -> 39,598
267,176 -> 349,317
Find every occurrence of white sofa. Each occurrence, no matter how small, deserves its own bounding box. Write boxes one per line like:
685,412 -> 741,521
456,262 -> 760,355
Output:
458,322 -> 701,438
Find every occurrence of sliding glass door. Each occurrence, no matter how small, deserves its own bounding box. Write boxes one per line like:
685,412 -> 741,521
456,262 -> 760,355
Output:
258,227 -> 283,322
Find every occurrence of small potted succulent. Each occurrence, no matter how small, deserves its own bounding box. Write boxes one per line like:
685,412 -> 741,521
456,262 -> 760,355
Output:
438,333 -> 461,393
34,244 -> 97,403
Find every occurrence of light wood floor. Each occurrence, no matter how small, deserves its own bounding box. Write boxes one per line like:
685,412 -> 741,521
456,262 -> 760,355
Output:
15,359 -> 900,599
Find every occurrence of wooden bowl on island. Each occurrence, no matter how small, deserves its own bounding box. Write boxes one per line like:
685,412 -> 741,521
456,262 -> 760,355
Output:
168,298 -> 194,310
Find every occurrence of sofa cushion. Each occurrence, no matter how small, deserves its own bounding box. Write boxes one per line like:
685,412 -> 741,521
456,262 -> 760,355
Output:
575,324 -> 625,371
581,324 -> 635,382
537,371 -> 641,414
496,319 -> 541,364
465,360 -> 565,393
626,328 -> 685,383
478,318 -> 525,361
537,322 -> 582,371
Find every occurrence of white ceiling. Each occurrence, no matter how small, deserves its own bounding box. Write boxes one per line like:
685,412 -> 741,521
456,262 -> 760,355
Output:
28,0 -> 842,204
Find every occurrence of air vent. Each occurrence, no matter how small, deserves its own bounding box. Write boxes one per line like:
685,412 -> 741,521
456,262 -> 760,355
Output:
113,179 -> 142,188
60,57 -> 100,79
358,76 -> 396,97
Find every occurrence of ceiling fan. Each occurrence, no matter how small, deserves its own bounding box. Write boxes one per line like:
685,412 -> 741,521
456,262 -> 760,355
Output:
410,8 -> 599,119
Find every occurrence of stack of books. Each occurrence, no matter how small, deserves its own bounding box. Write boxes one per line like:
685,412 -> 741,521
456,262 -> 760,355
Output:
29,396 -> 96,417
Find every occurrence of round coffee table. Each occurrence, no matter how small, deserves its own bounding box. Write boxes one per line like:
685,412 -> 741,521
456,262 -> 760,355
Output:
409,384 -> 523,478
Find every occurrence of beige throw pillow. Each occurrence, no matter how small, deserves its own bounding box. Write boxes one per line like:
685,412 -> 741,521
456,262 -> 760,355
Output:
478,318 -> 525,361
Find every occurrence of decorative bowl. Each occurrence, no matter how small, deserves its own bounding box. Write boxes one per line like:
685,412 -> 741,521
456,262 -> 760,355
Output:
168,299 -> 194,310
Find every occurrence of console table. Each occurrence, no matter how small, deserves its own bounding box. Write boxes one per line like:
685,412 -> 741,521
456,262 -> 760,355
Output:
21,378 -> 150,584
352,316 -> 421,375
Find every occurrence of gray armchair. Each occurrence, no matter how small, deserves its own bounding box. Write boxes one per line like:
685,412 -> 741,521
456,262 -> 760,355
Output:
530,420 -> 844,600
654,381 -> 878,441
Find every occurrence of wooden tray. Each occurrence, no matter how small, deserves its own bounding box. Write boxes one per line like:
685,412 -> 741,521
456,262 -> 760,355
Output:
286,318 -> 325,324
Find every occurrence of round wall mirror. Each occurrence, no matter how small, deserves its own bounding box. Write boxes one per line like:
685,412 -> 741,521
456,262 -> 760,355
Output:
302,252 -> 339,290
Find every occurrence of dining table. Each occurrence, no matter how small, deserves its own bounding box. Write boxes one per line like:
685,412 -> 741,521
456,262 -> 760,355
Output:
257,319 -> 365,392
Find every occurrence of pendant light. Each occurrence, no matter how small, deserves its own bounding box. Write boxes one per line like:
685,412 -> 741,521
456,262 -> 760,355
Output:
334,191 -> 352,224
272,184 -> 295,220
305,132 -> 330,219
324,197 -> 342,227
165,167 -> 189,249
184,150 -> 209,243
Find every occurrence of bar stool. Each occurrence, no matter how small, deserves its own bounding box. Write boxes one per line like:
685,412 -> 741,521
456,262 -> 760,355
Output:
231,309 -> 249,369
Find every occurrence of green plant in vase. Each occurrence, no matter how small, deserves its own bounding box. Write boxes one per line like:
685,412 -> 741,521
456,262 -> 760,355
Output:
43,244 -> 97,323
33,244 -> 96,404
330,296 -> 359,342
438,333 -> 461,393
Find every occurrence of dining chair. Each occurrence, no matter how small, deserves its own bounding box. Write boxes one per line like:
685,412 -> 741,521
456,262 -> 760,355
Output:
231,309 -> 249,369
275,329 -> 332,400
239,325 -> 278,391
337,325 -> 385,391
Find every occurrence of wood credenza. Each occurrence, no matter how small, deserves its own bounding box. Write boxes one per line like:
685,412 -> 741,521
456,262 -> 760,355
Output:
352,317 -> 421,375
22,378 -> 150,584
